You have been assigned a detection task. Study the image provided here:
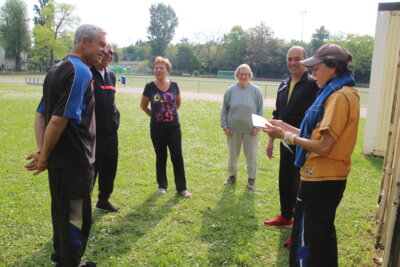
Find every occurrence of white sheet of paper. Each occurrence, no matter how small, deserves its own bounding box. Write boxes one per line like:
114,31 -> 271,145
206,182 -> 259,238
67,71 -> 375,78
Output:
252,114 -> 272,128
252,114 -> 293,153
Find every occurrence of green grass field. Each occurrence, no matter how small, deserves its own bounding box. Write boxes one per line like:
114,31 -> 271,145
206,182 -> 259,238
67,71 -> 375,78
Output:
0,82 -> 381,266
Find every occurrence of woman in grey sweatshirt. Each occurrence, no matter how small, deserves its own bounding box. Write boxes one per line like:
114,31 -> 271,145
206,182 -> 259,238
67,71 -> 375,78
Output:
220,64 -> 264,189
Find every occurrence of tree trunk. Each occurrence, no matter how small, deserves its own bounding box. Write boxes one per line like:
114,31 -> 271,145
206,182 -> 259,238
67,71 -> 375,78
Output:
50,48 -> 54,68
15,53 -> 21,71
253,67 -> 258,78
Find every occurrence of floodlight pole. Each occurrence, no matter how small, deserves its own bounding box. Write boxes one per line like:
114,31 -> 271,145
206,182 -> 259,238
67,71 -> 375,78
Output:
301,11 -> 307,42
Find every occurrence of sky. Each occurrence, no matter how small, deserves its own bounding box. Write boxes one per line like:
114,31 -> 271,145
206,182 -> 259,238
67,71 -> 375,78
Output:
12,0 -> 400,47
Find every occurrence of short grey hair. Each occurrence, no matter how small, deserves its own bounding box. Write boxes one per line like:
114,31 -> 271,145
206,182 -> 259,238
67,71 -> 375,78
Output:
234,64 -> 253,80
74,24 -> 106,45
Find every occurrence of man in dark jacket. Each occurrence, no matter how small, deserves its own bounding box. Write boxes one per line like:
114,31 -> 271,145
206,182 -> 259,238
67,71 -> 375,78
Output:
264,46 -> 319,247
90,43 -> 120,212
25,24 -> 107,266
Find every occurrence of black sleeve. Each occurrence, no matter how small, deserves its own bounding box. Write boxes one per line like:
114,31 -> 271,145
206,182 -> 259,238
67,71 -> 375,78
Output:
143,82 -> 152,97
174,82 -> 180,94
272,81 -> 285,120
110,71 -> 117,87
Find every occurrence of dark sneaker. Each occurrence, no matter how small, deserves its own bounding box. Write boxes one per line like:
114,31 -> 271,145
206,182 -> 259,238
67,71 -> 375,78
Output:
224,176 -> 236,186
247,178 -> 256,190
96,200 -> 119,212
51,253 -> 60,263
264,215 -> 293,226
283,237 -> 292,248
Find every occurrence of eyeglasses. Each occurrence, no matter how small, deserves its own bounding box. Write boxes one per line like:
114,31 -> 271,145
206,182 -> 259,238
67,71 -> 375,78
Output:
108,51 -> 115,56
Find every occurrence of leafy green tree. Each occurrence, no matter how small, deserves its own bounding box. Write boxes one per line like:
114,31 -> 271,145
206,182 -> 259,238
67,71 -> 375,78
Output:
165,44 -> 177,63
246,22 -> 279,77
310,26 -> 329,53
122,40 -> 151,61
258,39 -> 289,79
32,0 -> 79,70
110,43 -> 119,64
198,41 -> 220,74
113,50 -> 119,63
329,33 -> 374,83
195,32 -> 223,74
218,25 -> 248,70
175,43 -> 200,73
33,0 -> 49,26
147,3 -> 178,57
0,0 -> 31,71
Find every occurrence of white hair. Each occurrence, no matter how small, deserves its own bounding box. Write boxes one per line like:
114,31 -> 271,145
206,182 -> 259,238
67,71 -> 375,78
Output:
73,24 -> 106,45
234,64 -> 253,80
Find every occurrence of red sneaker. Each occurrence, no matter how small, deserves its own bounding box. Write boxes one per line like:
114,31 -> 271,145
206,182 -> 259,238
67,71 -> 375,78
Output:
264,215 -> 292,226
283,237 -> 291,248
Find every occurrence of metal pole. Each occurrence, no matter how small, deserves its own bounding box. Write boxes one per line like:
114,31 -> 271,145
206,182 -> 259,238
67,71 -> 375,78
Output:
197,80 -> 200,93
301,11 -> 307,42
264,85 -> 267,99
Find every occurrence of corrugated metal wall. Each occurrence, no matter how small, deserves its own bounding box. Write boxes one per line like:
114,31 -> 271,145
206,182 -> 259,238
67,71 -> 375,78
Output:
363,8 -> 400,156
371,3 -> 400,267
375,53 -> 400,266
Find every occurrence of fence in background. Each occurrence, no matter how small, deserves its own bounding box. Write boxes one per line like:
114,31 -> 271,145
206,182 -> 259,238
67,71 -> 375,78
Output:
22,75 -> 369,107
120,75 -> 281,99
25,76 -> 44,85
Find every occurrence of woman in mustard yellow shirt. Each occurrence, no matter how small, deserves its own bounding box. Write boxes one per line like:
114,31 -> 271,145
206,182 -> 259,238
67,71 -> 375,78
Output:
263,44 -> 360,267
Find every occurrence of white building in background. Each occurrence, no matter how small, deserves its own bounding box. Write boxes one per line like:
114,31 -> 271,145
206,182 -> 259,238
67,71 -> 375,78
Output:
0,44 -> 28,71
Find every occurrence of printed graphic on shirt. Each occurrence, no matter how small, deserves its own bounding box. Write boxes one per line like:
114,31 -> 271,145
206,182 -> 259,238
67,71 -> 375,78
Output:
152,92 -> 176,122
304,167 -> 313,177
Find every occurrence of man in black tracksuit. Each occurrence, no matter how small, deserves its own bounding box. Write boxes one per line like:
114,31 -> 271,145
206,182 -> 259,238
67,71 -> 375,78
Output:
91,43 -> 120,212
264,46 -> 319,246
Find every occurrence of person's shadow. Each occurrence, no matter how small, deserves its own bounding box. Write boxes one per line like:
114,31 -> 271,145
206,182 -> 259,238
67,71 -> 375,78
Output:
274,226 -> 292,266
87,193 -> 180,262
17,193 -> 180,266
199,185 -> 258,265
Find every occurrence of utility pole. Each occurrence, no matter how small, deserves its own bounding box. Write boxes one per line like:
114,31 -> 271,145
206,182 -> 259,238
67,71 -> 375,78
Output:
301,11 -> 307,42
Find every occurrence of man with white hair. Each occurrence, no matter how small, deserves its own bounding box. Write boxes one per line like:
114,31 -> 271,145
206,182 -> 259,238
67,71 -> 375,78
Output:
90,43 -> 120,213
25,24 -> 107,266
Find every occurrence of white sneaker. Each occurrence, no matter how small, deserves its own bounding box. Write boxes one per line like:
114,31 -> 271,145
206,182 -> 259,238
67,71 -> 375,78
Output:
178,190 -> 192,198
156,188 -> 166,195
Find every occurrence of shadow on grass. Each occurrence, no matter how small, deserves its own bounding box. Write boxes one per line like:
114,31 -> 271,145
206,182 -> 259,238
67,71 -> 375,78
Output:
15,194 -> 179,266
275,227 -> 292,266
12,240 -> 54,267
199,185 -> 258,265
364,155 -> 384,172
88,193 -> 180,262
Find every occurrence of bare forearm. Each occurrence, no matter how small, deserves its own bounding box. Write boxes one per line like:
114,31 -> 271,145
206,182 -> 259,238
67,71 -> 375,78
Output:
141,105 -> 151,116
263,122 -> 335,157
34,112 -> 45,151
283,124 -> 300,135
293,133 -> 335,157
270,120 -> 300,134
176,94 -> 181,110
140,96 -> 151,116
40,116 -> 68,162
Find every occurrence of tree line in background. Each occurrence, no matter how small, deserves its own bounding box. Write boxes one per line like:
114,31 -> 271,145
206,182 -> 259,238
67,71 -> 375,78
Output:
0,0 -> 374,83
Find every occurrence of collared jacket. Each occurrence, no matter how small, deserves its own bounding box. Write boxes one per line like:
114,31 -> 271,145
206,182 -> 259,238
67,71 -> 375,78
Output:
273,71 -> 319,128
90,66 -> 120,137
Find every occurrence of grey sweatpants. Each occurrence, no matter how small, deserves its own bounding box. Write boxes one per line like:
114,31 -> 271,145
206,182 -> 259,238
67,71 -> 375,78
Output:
227,132 -> 259,179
